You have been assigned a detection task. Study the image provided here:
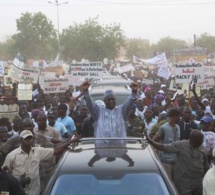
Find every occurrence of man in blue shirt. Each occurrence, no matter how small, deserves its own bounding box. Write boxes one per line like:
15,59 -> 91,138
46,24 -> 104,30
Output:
56,104 -> 76,136
47,110 -> 69,140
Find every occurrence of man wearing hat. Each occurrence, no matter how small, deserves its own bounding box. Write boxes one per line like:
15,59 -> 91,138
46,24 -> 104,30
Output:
200,115 -> 215,164
81,81 -> 138,138
203,148 -> 215,195
2,130 -> 79,195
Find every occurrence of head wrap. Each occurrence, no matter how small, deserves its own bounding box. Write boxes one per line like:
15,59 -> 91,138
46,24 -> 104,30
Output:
104,90 -> 115,99
154,94 -> 164,101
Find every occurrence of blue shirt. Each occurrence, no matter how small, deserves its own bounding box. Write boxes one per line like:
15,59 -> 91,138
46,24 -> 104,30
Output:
53,121 -> 68,137
57,116 -> 76,135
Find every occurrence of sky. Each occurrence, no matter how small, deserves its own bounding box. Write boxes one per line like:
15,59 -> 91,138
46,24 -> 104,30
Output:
1,0 -> 215,44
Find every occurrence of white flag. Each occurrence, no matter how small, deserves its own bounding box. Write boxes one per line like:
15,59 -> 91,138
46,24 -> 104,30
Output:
143,53 -> 168,67
133,55 -> 143,64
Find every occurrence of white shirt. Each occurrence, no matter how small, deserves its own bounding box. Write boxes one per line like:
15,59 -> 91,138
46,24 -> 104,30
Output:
2,146 -> 54,195
203,165 -> 215,195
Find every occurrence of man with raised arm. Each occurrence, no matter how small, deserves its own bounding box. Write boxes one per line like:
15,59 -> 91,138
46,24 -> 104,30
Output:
81,81 -> 138,138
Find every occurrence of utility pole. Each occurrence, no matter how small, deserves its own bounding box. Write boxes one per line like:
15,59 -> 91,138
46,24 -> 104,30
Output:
48,0 -> 68,53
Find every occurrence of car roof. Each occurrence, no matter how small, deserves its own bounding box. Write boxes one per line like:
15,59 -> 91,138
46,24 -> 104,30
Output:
58,138 -> 159,174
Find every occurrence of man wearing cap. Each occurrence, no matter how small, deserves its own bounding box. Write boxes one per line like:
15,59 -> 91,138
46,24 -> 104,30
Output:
2,130 -> 78,195
203,148 -> 215,195
81,81 -> 138,138
200,115 -> 215,164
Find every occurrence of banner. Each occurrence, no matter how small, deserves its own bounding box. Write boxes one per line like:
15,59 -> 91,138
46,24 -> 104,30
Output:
175,63 -> 204,83
43,78 -> 68,93
9,65 -> 23,82
197,78 -> 215,90
22,68 -> 40,84
0,61 -> 4,75
157,67 -> 171,80
116,64 -> 133,74
142,79 -> 154,85
17,83 -> 33,100
204,66 -> 215,77
133,56 -> 143,64
70,62 -> 103,78
143,53 -> 168,67
65,75 -> 84,86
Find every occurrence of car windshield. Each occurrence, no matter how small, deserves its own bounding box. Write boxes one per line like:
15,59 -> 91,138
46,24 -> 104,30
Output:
50,173 -> 170,195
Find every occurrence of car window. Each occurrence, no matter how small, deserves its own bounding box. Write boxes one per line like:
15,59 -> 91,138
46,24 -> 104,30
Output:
50,173 -> 170,195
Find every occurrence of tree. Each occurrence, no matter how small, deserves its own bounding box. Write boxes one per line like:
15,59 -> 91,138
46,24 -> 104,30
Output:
196,33 -> 215,53
151,37 -> 187,58
0,37 -> 16,60
12,12 -> 57,59
125,38 -> 151,60
61,18 -> 125,61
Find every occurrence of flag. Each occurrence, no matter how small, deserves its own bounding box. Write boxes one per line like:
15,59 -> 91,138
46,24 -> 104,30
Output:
133,55 -> 143,64
143,53 -> 168,67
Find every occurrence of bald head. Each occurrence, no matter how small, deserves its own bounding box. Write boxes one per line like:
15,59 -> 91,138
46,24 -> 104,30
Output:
189,130 -> 204,148
37,113 -> 47,120
23,118 -> 34,131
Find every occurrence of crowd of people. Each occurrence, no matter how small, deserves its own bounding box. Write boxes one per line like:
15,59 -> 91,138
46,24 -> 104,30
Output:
0,74 -> 215,195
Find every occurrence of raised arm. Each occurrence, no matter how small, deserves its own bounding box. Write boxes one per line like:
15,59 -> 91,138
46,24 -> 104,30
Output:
121,82 -> 138,119
191,83 -> 205,110
81,81 -> 99,120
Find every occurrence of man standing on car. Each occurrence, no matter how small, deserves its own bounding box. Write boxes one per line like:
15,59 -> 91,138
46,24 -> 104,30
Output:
81,81 -> 138,138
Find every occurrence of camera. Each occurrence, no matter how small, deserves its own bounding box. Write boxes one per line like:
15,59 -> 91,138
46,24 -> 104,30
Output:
19,174 -> 31,188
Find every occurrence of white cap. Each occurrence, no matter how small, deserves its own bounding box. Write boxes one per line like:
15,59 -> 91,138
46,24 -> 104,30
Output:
158,90 -> 164,94
201,98 -> 209,103
161,84 -> 166,88
19,130 -> 33,139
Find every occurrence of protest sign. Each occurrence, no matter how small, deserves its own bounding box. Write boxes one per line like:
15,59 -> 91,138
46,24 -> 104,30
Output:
204,66 -> 215,77
18,83 -> 33,100
197,78 -> 215,90
0,61 -> 4,75
116,64 -> 133,74
143,53 -> 168,67
175,63 -> 204,83
157,67 -> 171,80
65,75 -> 84,86
45,65 -> 64,76
142,79 -> 154,85
43,72 -> 56,78
43,78 -> 68,93
22,68 -> 40,84
169,80 -> 201,96
9,65 -> 23,82
70,62 -> 103,78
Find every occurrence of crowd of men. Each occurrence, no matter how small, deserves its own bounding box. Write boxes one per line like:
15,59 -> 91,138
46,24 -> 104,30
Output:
0,75 -> 215,195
